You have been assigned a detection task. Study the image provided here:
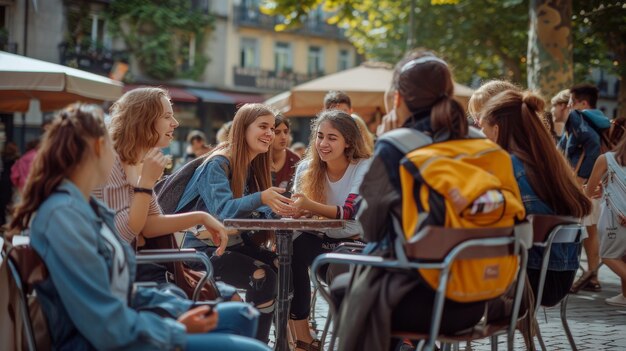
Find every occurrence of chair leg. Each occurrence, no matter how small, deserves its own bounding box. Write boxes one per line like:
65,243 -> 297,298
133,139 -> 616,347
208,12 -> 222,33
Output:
560,296 -> 578,351
320,309 -> 332,349
535,319 -> 547,351
490,335 -> 498,351
310,286 -> 318,330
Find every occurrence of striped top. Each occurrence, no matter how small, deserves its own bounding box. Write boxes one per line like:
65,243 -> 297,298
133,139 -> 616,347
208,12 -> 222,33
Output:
93,156 -> 162,243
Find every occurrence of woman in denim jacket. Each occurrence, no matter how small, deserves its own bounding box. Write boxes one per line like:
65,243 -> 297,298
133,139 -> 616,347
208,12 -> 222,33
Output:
477,90 -> 592,306
177,103 -> 294,342
9,104 -> 270,351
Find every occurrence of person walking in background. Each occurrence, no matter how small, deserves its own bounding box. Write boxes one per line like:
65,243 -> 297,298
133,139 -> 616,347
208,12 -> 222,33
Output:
584,137 -> 626,307
0,141 -> 19,228
185,130 -> 212,163
10,118 -> 53,194
554,84 -> 605,292
271,114 -> 300,189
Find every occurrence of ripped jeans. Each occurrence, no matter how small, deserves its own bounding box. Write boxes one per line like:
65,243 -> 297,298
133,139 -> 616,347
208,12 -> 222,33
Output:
183,232 -> 277,343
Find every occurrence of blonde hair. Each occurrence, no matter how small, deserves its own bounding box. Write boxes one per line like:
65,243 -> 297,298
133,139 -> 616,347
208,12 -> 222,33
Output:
468,80 -> 520,118
299,110 -> 372,204
551,89 -> 570,107
208,104 -> 275,198
109,87 -> 170,164
352,114 -> 374,155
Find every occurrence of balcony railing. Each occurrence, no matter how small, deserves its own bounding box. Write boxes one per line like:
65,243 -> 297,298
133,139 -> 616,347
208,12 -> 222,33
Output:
233,5 -> 347,40
59,41 -> 128,77
233,66 -> 323,91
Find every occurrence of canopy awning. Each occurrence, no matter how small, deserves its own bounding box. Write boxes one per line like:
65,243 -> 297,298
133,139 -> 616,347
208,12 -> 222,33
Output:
265,62 -> 474,117
0,51 -> 123,112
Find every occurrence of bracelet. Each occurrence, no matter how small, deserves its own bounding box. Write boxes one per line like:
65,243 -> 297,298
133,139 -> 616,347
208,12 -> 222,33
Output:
133,187 -> 153,195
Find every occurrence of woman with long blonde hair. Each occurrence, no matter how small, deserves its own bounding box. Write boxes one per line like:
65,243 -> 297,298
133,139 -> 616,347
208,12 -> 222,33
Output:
289,109 -> 372,350
176,103 -> 293,342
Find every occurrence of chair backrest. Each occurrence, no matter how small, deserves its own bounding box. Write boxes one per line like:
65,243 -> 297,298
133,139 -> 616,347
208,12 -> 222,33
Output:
400,225 -> 529,350
0,241 -> 51,351
529,214 -> 579,244
400,225 -> 525,304
528,214 -> 583,312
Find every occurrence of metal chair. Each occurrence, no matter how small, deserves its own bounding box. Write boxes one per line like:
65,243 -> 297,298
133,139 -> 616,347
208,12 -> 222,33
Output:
135,248 -> 215,301
2,237 -> 215,351
527,215 -> 584,351
311,224 -> 532,351
308,241 -> 366,347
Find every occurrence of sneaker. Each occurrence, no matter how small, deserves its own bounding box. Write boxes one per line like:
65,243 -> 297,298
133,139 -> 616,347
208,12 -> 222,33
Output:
605,294 -> 626,307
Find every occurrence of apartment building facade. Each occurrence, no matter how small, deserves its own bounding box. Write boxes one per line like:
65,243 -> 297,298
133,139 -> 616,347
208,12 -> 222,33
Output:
0,0 -> 358,152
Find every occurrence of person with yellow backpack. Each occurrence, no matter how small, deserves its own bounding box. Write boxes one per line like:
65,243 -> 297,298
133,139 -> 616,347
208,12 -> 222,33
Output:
336,51 -> 526,351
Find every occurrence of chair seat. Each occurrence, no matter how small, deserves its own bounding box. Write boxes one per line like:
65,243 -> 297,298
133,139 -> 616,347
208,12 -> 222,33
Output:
393,318 -> 510,343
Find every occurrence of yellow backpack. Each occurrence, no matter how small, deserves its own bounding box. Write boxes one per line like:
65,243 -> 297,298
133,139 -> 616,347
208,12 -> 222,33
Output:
382,128 -> 526,303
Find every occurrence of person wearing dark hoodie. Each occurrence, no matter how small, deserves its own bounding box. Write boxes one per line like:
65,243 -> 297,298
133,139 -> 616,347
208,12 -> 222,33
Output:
554,83 -> 607,293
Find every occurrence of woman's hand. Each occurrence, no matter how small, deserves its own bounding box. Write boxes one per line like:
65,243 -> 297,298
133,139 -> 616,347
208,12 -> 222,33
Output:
291,193 -> 311,211
177,306 -> 218,334
139,148 -> 168,188
196,213 -> 229,256
261,187 -> 295,217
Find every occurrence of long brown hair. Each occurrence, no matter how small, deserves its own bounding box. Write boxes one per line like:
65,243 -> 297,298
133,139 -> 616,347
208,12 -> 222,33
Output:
208,103 -> 275,198
393,50 -> 467,140
109,87 -> 170,164
10,104 -> 107,231
299,110 -> 372,204
480,90 -> 592,217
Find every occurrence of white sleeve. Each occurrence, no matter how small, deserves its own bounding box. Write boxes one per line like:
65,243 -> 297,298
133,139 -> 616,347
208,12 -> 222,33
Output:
349,158 -> 373,195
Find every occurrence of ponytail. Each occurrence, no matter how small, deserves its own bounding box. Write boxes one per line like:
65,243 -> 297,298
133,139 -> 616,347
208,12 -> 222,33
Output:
431,95 -> 468,140
10,104 -> 107,231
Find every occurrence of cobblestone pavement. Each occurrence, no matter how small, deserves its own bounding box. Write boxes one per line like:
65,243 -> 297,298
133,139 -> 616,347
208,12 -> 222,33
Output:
282,253 -> 626,350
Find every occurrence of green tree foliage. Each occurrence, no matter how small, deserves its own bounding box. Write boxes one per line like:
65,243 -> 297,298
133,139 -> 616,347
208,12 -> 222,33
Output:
106,0 -> 213,80
262,0 -> 529,84
572,1 -> 626,117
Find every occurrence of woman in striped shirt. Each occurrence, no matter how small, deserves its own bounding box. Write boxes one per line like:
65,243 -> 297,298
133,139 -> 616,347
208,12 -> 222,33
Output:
93,87 -> 229,269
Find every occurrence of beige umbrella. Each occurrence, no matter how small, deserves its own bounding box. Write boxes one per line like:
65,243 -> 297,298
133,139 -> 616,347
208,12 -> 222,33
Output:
0,51 -> 123,112
265,62 -> 474,117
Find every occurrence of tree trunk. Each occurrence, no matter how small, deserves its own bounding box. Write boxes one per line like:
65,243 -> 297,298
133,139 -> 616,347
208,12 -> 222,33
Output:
527,0 -> 573,103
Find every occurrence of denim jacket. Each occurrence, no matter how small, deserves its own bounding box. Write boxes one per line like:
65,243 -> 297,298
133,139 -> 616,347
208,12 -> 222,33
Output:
30,180 -> 192,350
511,156 -> 580,271
557,110 -> 601,179
177,155 -> 274,247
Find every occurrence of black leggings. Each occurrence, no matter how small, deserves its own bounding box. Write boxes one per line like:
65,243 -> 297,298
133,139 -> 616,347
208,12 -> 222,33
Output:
290,232 -> 357,320
390,284 -> 485,335
183,233 -> 277,342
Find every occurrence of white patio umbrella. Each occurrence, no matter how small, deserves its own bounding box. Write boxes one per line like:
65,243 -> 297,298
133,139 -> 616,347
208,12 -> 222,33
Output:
0,51 -> 123,112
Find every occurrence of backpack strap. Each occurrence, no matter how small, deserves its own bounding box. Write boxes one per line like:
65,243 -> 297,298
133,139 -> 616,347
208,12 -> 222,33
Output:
378,128 -> 433,154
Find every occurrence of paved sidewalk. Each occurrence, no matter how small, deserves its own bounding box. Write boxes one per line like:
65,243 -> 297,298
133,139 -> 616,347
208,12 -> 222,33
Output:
303,254 -> 626,350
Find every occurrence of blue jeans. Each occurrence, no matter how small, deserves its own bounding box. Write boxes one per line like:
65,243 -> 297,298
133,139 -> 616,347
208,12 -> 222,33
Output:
185,302 -> 270,351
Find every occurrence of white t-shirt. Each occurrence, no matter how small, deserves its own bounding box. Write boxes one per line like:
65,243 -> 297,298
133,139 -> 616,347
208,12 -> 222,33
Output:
294,158 -> 372,238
